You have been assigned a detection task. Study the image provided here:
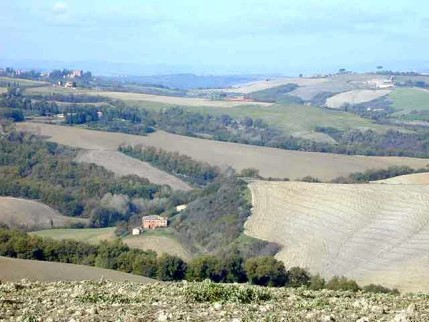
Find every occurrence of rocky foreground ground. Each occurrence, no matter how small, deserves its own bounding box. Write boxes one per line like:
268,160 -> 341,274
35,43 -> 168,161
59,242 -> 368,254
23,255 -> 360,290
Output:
1,280 -> 429,321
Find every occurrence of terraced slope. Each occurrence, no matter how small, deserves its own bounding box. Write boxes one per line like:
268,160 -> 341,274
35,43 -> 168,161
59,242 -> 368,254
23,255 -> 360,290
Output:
17,122 -> 429,181
0,197 -> 87,229
0,256 -> 154,283
245,181 -> 429,292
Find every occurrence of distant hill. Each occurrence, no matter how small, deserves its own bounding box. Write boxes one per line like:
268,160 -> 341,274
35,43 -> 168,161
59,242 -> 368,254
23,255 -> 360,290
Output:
0,256 -> 155,283
0,197 -> 87,230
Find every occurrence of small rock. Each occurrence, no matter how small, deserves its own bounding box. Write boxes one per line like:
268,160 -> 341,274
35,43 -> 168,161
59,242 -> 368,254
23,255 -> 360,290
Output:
157,312 -> 169,321
391,312 -> 409,322
356,317 -> 369,322
231,318 -> 241,322
371,306 -> 385,314
407,303 -> 416,314
213,302 -> 222,310
86,307 -> 98,315
321,316 -> 336,322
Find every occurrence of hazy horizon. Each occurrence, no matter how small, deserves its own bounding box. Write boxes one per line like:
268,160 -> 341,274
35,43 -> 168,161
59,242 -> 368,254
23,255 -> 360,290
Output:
2,0 -> 429,75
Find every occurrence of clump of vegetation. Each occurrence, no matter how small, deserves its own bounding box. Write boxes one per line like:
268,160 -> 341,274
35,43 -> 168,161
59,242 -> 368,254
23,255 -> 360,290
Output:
184,280 -> 272,303
331,165 -> 429,183
326,276 -> 360,292
363,283 -> 400,295
119,145 -> 221,186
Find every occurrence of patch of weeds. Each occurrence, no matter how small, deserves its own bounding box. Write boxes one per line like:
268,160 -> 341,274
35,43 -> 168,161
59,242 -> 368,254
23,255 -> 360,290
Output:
184,280 -> 272,304
78,291 -> 135,304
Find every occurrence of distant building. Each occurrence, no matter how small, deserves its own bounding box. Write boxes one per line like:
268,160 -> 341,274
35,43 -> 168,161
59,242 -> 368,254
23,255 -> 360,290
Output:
368,78 -> 395,89
132,227 -> 142,236
69,70 -> 83,78
176,204 -> 187,212
64,81 -> 76,88
142,215 -> 168,229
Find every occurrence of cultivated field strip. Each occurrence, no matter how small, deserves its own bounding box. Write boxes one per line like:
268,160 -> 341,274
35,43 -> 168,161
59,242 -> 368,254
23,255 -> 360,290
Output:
0,256 -> 155,283
325,89 -> 391,109
372,172 -> 429,185
0,197 -> 87,229
75,150 -> 192,191
17,123 -> 429,181
245,181 -> 429,292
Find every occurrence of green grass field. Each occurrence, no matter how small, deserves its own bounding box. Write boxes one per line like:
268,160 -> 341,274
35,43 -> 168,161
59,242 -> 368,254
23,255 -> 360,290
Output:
390,88 -> 429,114
25,85 -> 405,142
30,228 -> 116,244
0,77 -> 48,87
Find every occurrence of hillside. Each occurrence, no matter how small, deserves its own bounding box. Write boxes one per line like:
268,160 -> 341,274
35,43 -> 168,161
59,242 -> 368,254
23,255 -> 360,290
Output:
75,149 -> 192,191
1,279 -> 428,321
372,172 -> 429,185
0,256 -> 155,283
0,197 -> 87,229
245,181 -> 429,293
31,228 -> 190,260
18,122 -> 429,181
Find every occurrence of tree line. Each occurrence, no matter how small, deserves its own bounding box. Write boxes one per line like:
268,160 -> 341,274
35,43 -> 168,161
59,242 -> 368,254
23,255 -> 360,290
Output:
0,227 -> 398,294
119,145 -> 221,186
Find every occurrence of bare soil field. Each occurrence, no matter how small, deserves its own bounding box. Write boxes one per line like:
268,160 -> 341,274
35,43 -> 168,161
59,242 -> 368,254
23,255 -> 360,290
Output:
0,197 -> 87,230
26,86 -> 271,108
0,256 -> 154,283
18,122 -> 429,181
245,181 -> 429,292
373,172 -> 429,185
124,235 -> 191,261
75,150 -> 192,191
325,89 -> 392,109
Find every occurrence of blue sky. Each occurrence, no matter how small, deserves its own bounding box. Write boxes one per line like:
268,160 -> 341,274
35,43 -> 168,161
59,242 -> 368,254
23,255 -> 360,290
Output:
1,0 -> 429,75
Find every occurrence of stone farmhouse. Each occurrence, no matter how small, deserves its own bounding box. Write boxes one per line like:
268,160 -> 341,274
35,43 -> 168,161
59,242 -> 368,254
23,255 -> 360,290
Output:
142,215 -> 168,230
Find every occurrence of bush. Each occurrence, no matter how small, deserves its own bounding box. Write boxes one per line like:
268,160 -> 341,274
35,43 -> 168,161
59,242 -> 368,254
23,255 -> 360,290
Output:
363,284 -> 400,295
244,256 -> 287,287
287,267 -> 311,287
184,280 -> 272,303
308,274 -> 326,290
326,276 -> 360,292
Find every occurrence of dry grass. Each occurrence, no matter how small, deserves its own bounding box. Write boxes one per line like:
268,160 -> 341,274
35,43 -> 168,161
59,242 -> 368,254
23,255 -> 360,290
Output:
25,86 -> 272,108
75,150 -> 192,191
0,197 -> 87,230
0,256 -> 155,283
372,172 -> 429,185
18,122 -> 429,181
325,89 -> 392,109
245,181 -> 429,292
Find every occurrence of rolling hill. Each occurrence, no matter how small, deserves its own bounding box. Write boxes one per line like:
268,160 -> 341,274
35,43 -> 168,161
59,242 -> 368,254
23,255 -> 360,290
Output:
18,122 -> 429,181
0,197 -> 87,230
245,181 -> 429,292
0,256 -> 155,283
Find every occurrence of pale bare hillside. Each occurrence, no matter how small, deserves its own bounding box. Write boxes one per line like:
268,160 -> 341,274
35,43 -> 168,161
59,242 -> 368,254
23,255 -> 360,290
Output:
325,89 -> 391,109
18,122 -> 429,181
75,150 -> 192,191
0,256 -> 154,283
245,181 -> 429,292
373,172 -> 429,185
0,197 -> 87,229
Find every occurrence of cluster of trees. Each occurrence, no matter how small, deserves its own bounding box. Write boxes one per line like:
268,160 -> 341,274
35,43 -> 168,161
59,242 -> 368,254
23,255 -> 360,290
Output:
244,83 -> 301,103
0,131 -> 183,227
0,228 -> 399,293
119,145 -> 221,186
171,176 -> 279,258
332,165 -> 429,183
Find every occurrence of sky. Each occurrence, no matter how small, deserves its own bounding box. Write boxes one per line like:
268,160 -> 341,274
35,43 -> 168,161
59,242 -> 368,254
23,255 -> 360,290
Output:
1,0 -> 429,75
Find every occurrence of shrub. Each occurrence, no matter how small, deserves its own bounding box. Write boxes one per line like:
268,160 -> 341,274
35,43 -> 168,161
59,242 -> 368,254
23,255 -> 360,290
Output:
287,267 -> 311,287
308,274 -> 326,290
245,256 -> 287,287
363,284 -> 400,295
184,280 -> 272,303
326,276 -> 360,292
